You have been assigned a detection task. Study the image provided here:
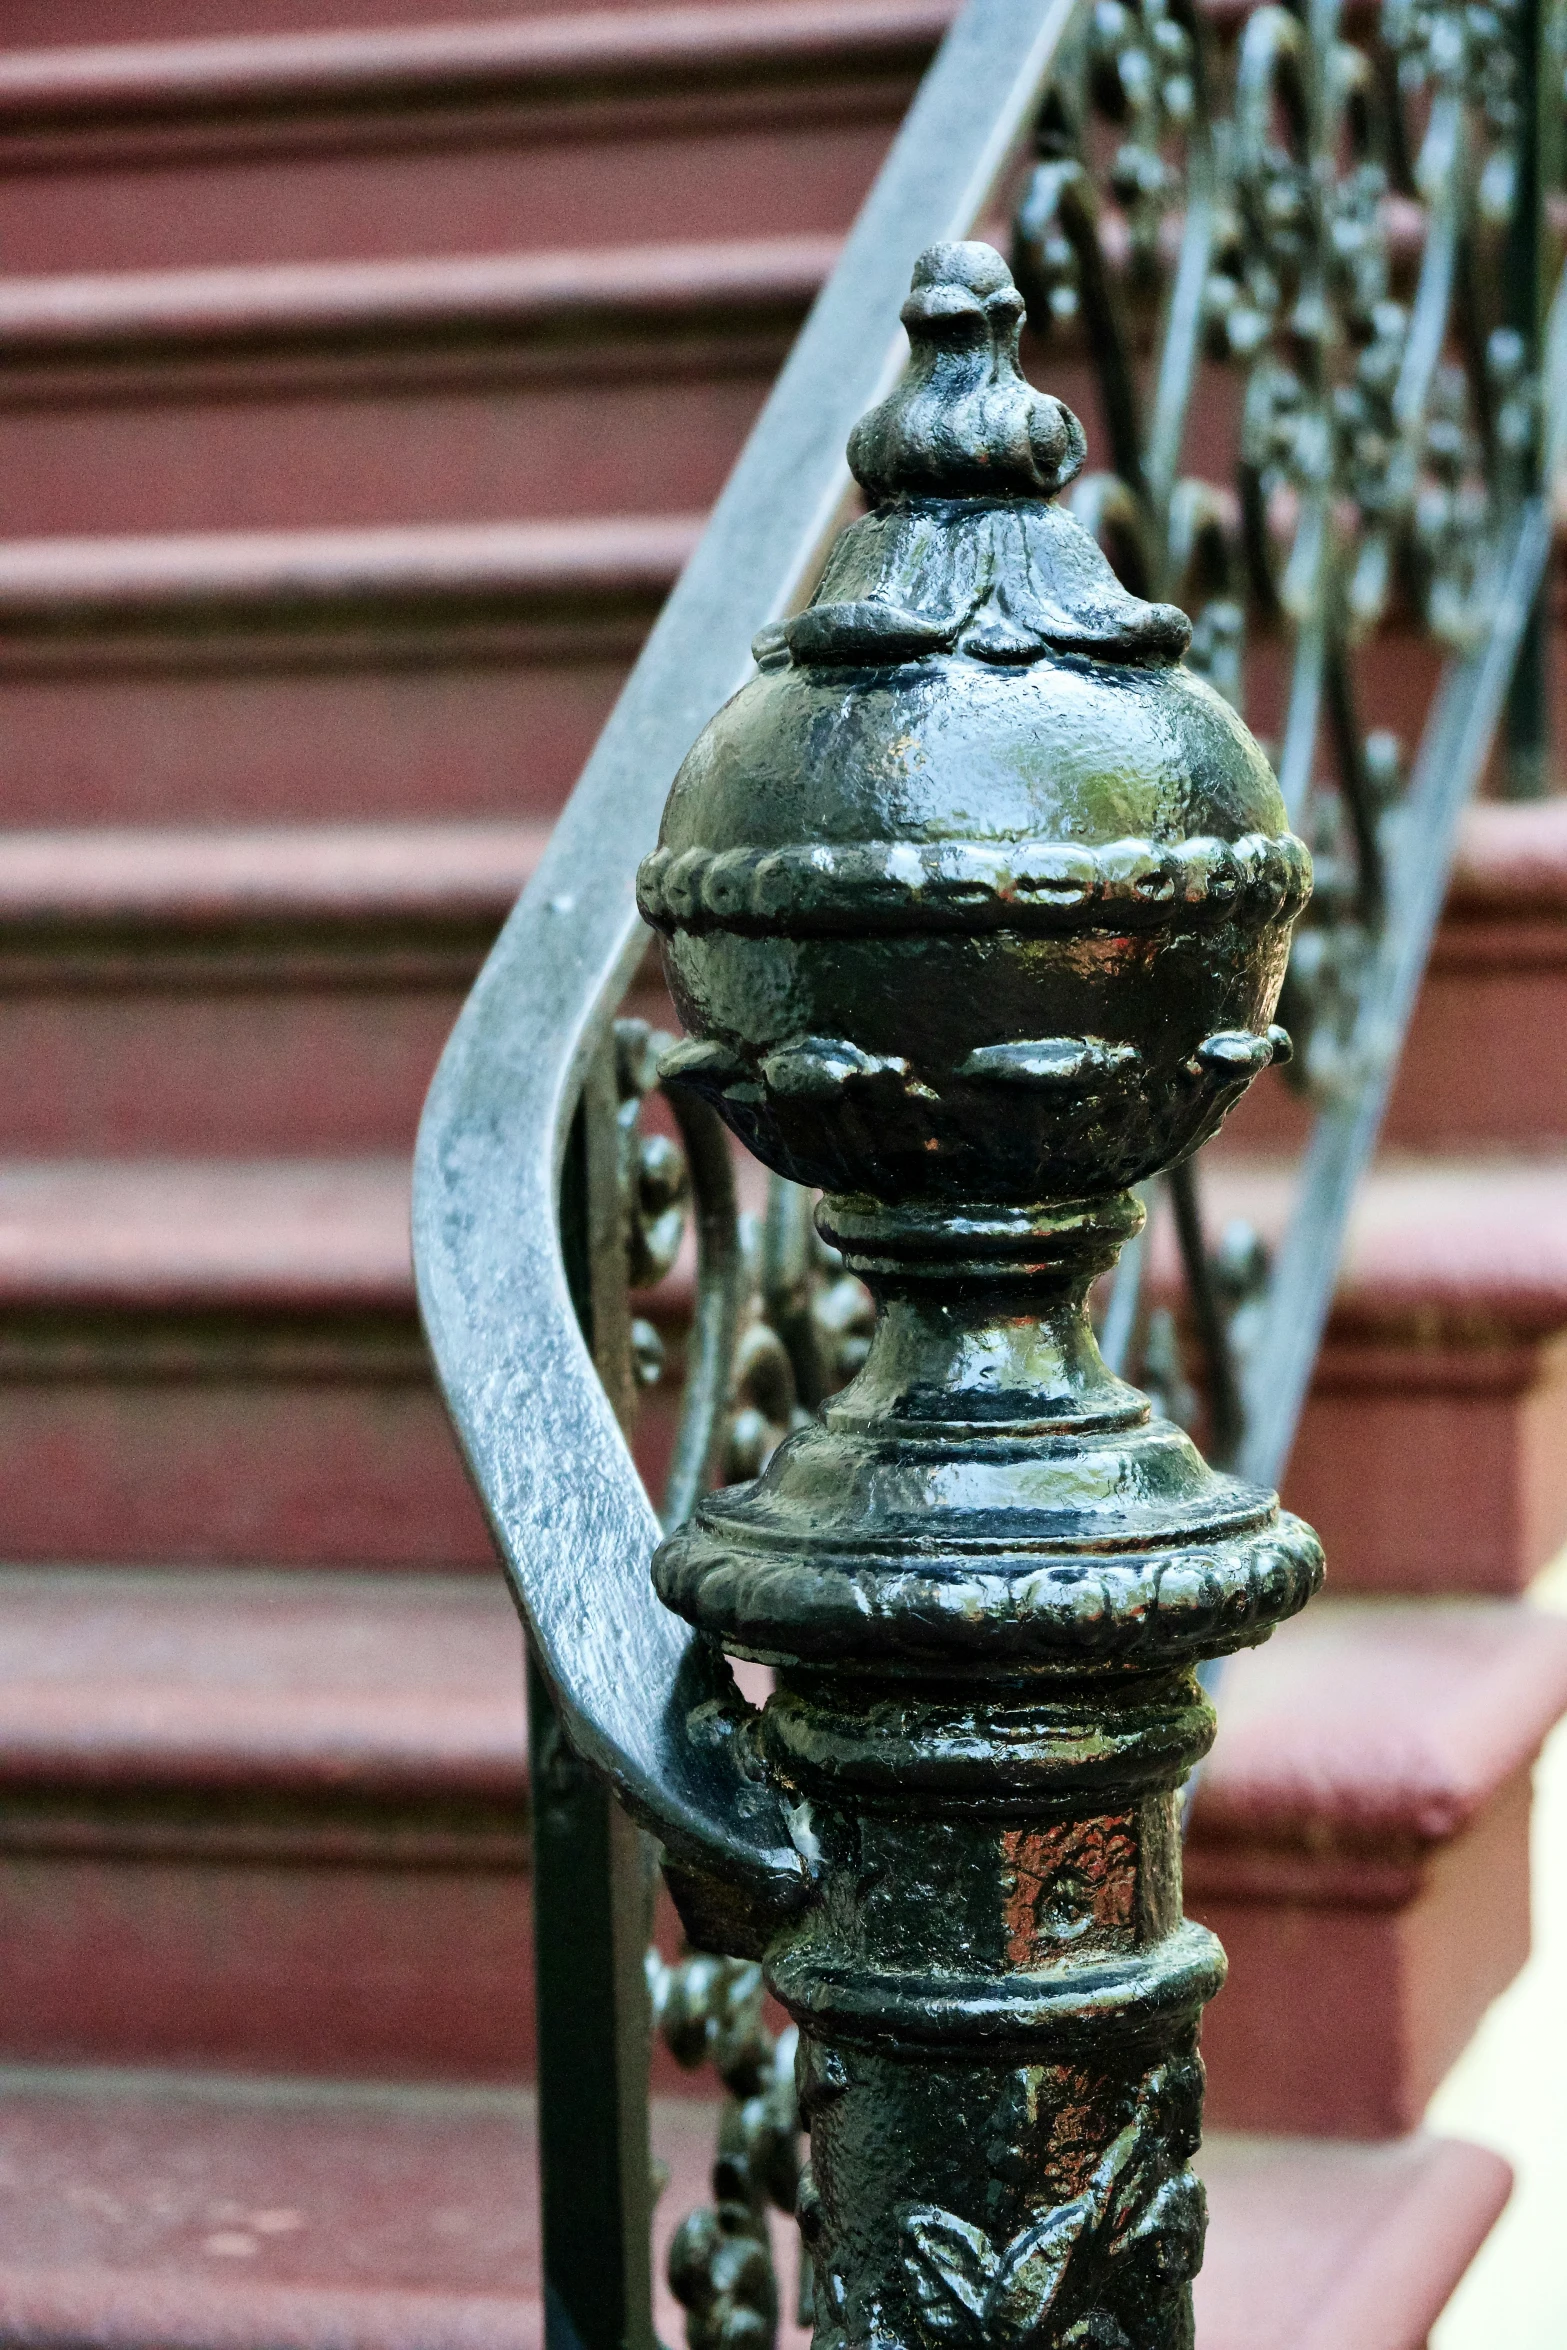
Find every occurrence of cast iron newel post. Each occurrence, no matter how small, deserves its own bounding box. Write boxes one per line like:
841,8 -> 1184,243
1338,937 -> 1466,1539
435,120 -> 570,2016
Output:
637,243 -> 1324,2350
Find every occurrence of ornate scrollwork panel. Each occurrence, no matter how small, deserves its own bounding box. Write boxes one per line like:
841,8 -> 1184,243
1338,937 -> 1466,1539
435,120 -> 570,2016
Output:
1012,0 -> 1555,1471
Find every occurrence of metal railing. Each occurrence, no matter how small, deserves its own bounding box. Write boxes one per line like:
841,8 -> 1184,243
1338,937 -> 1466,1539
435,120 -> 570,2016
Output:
413,1 -> 1561,2341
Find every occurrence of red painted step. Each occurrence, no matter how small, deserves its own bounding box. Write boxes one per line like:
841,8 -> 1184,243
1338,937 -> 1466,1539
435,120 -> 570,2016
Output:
1195,2130 -> 1508,2350
9,0 -> 812,34
0,7 -> 938,276
0,799 -> 1555,1159
0,2059 -> 1510,2350
1223,799 -> 1567,1157
0,1159 -> 488,1568
0,1569 -> 529,2079
0,1566 -> 1554,2141
0,6 -> 1540,2342
0,516 -> 696,650
0,824 -> 540,1156
0,526 -> 1518,834
1173,1157 -> 1567,1595
0,661 -> 626,828
0,519 -> 693,826
0,239 -> 837,538
0,2066 -> 708,2350
0,1150 -> 1562,1575
11,0 -> 824,37
1377,797 -> 1567,1152
1190,1596 -> 1567,2137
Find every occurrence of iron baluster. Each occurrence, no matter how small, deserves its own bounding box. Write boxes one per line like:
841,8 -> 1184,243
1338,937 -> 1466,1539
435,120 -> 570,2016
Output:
529,1652 -> 660,2350
535,1031 -> 662,2350
1165,1161 -> 1245,1467
1235,499 -> 1550,1487
660,1068 -> 748,1534
653,1174 -> 873,2350
546,1021 -> 783,2350
1501,0 -> 1553,796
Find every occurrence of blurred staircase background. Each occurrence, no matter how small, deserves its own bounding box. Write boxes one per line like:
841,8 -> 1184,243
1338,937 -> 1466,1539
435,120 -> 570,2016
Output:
0,4 -> 1560,2345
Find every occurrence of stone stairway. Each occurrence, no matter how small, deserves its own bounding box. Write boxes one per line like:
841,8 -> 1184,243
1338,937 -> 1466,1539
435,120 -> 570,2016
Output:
0,3 -> 1560,2344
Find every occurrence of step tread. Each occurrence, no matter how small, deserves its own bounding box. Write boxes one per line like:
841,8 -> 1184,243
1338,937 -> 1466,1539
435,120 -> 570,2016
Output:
0,2060 -> 1508,2350
1176,1154 -> 1567,1334
5,1148 -> 1567,1315
0,234 -> 838,352
0,515 -> 700,615
0,0 -> 951,124
1197,2128 -> 1509,2350
0,1567 -> 1557,1862
1192,1597 -> 1567,1852
0,822 -> 543,932
0,1568 -> 522,1799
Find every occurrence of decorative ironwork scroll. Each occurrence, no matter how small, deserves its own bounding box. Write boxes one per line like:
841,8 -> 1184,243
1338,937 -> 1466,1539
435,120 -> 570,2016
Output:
547,1031 -> 849,2350
651,1952 -> 804,2350
1010,0 -> 1554,1483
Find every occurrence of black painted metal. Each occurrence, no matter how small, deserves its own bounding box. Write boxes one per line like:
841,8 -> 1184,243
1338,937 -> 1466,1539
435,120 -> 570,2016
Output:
649,1951 -> 805,2349
415,9 -> 1093,2329
529,1657 -> 658,2350
638,239 -> 1319,2346
660,1082 -> 747,1534
1502,0 -> 1556,798
533,1046 -> 658,2350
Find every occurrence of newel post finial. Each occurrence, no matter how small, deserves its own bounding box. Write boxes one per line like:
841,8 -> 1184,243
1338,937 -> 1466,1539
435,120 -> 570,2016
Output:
847,240 -> 1087,502
637,242 -> 1323,2350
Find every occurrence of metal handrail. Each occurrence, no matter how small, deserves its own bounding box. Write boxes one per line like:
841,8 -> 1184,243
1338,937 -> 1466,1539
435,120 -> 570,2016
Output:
413,0 -> 1087,1911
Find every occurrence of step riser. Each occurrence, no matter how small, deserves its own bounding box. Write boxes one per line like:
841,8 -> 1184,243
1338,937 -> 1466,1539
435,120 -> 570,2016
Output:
1192,1766 -> 1532,2138
2,922 -> 1561,1158
0,1364 -> 684,1568
0,334 -> 1120,545
0,1834 -> 704,2094
0,990 -> 469,1157
9,0 -> 811,33
0,1844 -> 535,2079
1226,949 -> 1567,1153
0,1367 -> 495,1568
0,113 -> 901,277
0,657 -> 634,824
0,608 -> 1469,826
0,372 -> 776,540
0,336 -> 1298,544
1391,953 -> 1567,1148
0,1324 -> 1551,1591
1285,1335 -> 1567,1596
0,957 -> 660,1157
